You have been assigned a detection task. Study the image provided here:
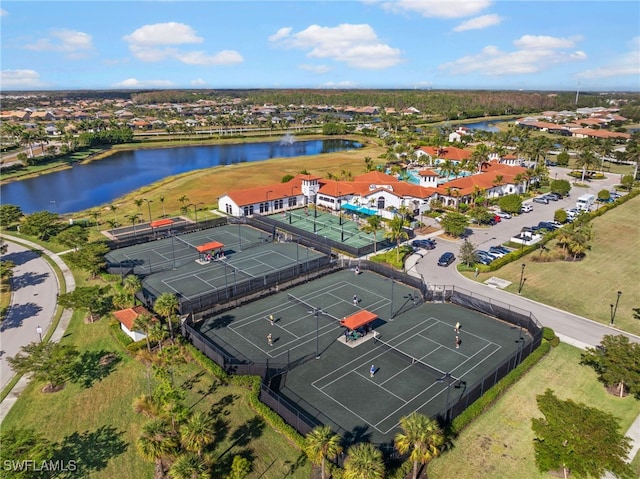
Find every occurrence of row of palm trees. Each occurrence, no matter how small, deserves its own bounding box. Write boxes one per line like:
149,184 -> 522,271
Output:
303,413 -> 445,479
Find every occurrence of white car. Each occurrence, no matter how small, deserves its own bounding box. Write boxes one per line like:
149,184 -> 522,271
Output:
521,204 -> 533,213
495,211 -> 512,219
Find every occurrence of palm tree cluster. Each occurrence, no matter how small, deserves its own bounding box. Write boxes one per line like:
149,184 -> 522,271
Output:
555,221 -> 593,260
303,413 -> 445,479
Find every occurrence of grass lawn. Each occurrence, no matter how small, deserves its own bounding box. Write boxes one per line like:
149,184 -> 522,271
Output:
2,309 -> 310,479
473,194 -> 640,335
428,343 -> 640,479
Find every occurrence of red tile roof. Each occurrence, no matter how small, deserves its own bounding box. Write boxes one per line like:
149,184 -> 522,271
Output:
415,146 -> 472,161
112,305 -> 154,331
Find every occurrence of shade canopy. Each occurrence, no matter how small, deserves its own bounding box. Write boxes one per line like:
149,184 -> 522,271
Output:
340,310 -> 377,330
196,241 -> 225,253
150,219 -> 174,228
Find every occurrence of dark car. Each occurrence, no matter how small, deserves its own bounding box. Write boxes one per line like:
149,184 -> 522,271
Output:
411,239 -> 436,250
533,196 -> 549,204
544,193 -> 560,201
537,221 -> 558,231
437,252 -> 455,267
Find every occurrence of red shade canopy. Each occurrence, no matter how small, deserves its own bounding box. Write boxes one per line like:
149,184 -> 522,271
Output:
340,310 -> 377,330
150,219 -> 174,228
196,241 -> 225,253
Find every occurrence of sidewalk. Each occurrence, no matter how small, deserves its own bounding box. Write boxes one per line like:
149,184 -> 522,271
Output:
0,236 -> 75,423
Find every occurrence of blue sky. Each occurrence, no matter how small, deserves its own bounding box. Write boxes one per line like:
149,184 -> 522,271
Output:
1,0 -> 639,92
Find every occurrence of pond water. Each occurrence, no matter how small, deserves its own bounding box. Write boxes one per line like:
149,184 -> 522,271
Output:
1,138 -> 362,214
461,120 -> 500,132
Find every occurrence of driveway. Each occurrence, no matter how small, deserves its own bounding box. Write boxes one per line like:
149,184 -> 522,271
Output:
0,241 -> 59,390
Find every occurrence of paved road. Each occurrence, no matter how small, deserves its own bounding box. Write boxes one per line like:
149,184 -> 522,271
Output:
0,241 -> 59,390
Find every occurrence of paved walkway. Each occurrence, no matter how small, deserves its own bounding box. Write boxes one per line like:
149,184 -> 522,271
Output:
0,236 -> 75,422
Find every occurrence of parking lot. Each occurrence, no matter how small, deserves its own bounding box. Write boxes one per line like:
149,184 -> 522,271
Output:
408,167 -> 625,280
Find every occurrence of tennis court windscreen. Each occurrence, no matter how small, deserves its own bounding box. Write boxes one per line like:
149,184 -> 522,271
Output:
373,335 -> 459,382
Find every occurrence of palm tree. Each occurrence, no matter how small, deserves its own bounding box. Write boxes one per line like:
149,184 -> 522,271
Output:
360,215 -> 383,253
178,195 -> 190,209
106,219 -> 118,235
123,274 -> 142,304
134,198 -> 144,216
109,204 -> 119,225
132,313 -> 154,352
385,214 -> 409,263
148,322 -> 168,351
168,452 -> 209,479
159,196 -> 167,218
303,425 -> 342,479
125,213 -> 141,237
88,210 -> 100,229
154,293 -> 180,341
137,418 -> 179,478
394,413 -> 445,479
133,394 -> 163,418
343,443 -> 385,479
179,412 -> 215,458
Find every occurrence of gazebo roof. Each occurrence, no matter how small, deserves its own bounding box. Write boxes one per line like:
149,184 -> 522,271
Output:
340,310 -> 377,330
195,241 -> 225,253
150,219 -> 174,228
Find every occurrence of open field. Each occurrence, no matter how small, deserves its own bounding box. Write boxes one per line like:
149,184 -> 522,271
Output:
475,195 -> 640,335
428,343 -> 640,479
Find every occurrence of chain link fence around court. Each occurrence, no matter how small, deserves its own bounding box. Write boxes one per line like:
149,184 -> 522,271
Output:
243,214 -> 393,257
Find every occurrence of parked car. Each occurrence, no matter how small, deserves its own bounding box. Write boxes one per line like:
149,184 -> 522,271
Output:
533,196 -> 549,204
478,250 -> 500,261
544,193 -> 560,201
495,211 -> 512,219
521,203 -> 533,213
493,214 -> 502,223
474,254 -> 493,265
489,246 -> 510,257
537,221 -> 558,231
411,239 -> 436,250
610,191 -> 621,199
437,252 -> 455,267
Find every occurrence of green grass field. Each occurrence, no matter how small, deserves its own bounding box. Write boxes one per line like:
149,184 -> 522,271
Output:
428,343 -> 640,479
475,194 -> 640,335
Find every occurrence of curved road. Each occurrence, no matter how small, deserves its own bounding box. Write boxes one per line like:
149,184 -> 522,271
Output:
0,241 -> 59,390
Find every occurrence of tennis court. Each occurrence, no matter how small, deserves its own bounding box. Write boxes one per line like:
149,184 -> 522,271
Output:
105,224 -> 273,275
189,269 -> 531,443
268,209 -> 375,248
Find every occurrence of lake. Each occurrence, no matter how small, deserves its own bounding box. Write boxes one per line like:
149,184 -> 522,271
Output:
0,138 -> 362,214
462,120 -> 500,132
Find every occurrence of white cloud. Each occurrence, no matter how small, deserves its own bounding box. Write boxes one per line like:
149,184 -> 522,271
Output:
24,29 -> 94,59
453,14 -> 502,32
514,35 -> 579,50
377,0 -> 492,19
270,23 -> 403,69
1,69 -> 47,89
178,50 -> 243,66
320,80 -> 359,88
191,78 -> 207,86
577,36 -> 640,79
124,22 -> 243,66
300,64 -> 332,74
112,78 -> 175,88
123,22 -> 203,46
268,27 -> 292,42
439,34 -> 587,76
1,8 -> 8,16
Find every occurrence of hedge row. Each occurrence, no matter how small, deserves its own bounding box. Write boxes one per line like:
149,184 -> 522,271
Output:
184,343 -> 229,383
450,339 -> 552,435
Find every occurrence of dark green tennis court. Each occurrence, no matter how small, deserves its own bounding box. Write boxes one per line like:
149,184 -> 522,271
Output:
267,209 -> 376,248
190,269 -> 532,443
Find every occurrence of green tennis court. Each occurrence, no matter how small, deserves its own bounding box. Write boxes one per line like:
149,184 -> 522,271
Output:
267,209 -> 376,248
189,269 -> 532,443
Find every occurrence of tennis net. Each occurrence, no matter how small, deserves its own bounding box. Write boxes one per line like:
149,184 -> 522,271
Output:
173,234 -> 196,249
373,334 -> 459,382
287,293 -> 342,322
218,258 -> 255,278
329,224 -> 353,239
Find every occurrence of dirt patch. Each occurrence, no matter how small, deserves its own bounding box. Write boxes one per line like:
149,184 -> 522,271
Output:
42,383 -> 65,393
605,383 -> 629,398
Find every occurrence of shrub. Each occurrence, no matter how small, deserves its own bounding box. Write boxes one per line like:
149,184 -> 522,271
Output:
542,327 -> 556,341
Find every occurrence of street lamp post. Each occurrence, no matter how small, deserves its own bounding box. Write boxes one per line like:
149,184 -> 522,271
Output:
610,290 -> 622,325
338,191 -> 342,226
518,263 -> 526,294
36,325 -> 43,343
437,373 -> 454,424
